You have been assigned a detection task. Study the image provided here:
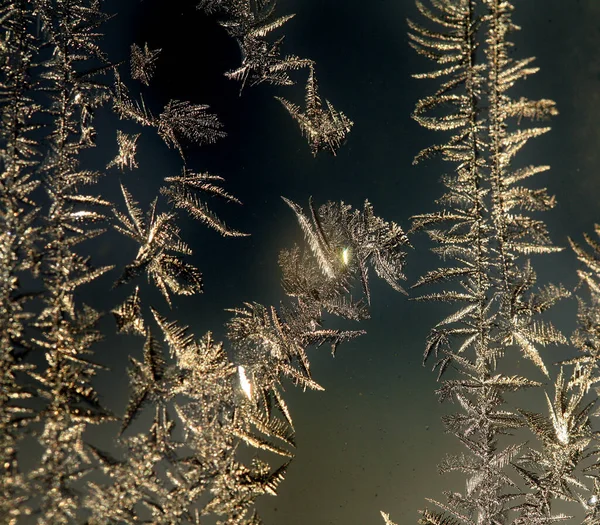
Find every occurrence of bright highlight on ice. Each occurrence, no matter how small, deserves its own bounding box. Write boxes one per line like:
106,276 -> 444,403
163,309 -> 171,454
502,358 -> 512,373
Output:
342,246 -> 350,265
238,365 -> 252,400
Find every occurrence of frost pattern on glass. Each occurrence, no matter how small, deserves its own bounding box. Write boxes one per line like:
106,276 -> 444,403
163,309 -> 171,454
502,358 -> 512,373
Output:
107,130 -> 141,171
0,2 -> 405,519
276,66 -> 354,157
87,194 -> 407,523
197,0 -> 353,155
0,0 -> 285,522
379,2 -> 600,525
130,42 -> 161,87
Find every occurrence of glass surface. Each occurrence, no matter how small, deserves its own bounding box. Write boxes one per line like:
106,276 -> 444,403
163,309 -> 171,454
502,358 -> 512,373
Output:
2,1 -> 599,523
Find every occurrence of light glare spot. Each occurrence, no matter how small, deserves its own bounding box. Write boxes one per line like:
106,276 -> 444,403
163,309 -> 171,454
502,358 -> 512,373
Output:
342,247 -> 350,265
238,365 -> 252,400
556,423 -> 569,445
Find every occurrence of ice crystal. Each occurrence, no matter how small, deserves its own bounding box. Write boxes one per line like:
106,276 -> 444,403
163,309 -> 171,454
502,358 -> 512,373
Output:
276,66 -> 353,156
226,34 -> 312,91
282,197 -> 409,304
380,510 -> 399,525
216,0 -> 312,91
113,73 -> 226,158
130,42 -> 161,86
112,183 -> 203,306
160,169 -> 249,237
106,130 -> 140,171
111,286 -> 145,336
407,1 -> 584,524
158,100 -> 226,154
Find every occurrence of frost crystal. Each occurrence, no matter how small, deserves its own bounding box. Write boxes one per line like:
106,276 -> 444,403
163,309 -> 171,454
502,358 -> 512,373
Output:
217,0 -> 312,91
406,1 -> 591,524
112,184 -> 203,306
106,130 -> 140,171
130,42 -> 161,86
276,66 -> 353,156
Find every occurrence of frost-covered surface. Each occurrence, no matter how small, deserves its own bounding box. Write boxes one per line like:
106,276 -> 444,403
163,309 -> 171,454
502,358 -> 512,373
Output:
381,1 -> 600,524
0,1 -> 400,523
4,1 -> 600,525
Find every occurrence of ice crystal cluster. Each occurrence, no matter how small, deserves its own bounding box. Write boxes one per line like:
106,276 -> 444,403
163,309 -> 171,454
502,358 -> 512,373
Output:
198,0 -> 353,156
277,67 -> 354,157
3,0 -> 600,524
0,1 -> 400,523
380,1 -> 600,525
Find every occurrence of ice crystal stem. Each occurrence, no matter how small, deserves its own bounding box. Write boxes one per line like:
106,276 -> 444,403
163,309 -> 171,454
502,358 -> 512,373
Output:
27,2 -> 114,522
0,2 -> 41,522
408,0 -> 567,523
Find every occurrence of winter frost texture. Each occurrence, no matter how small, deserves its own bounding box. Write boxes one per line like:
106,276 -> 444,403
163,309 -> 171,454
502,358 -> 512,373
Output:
0,1 -> 397,523
3,0 -> 600,525
381,1 -> 600,525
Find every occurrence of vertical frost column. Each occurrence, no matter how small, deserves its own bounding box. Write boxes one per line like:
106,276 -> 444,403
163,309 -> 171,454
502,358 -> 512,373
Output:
482,0 -> 563,371
410,1 -> 507,522
28,1 -> 114,523
409,1 -> 565,524
0,1 -> 42,522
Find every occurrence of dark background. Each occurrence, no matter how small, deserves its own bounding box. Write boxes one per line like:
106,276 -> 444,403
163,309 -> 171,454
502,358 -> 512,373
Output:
73,1 -> 600,523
